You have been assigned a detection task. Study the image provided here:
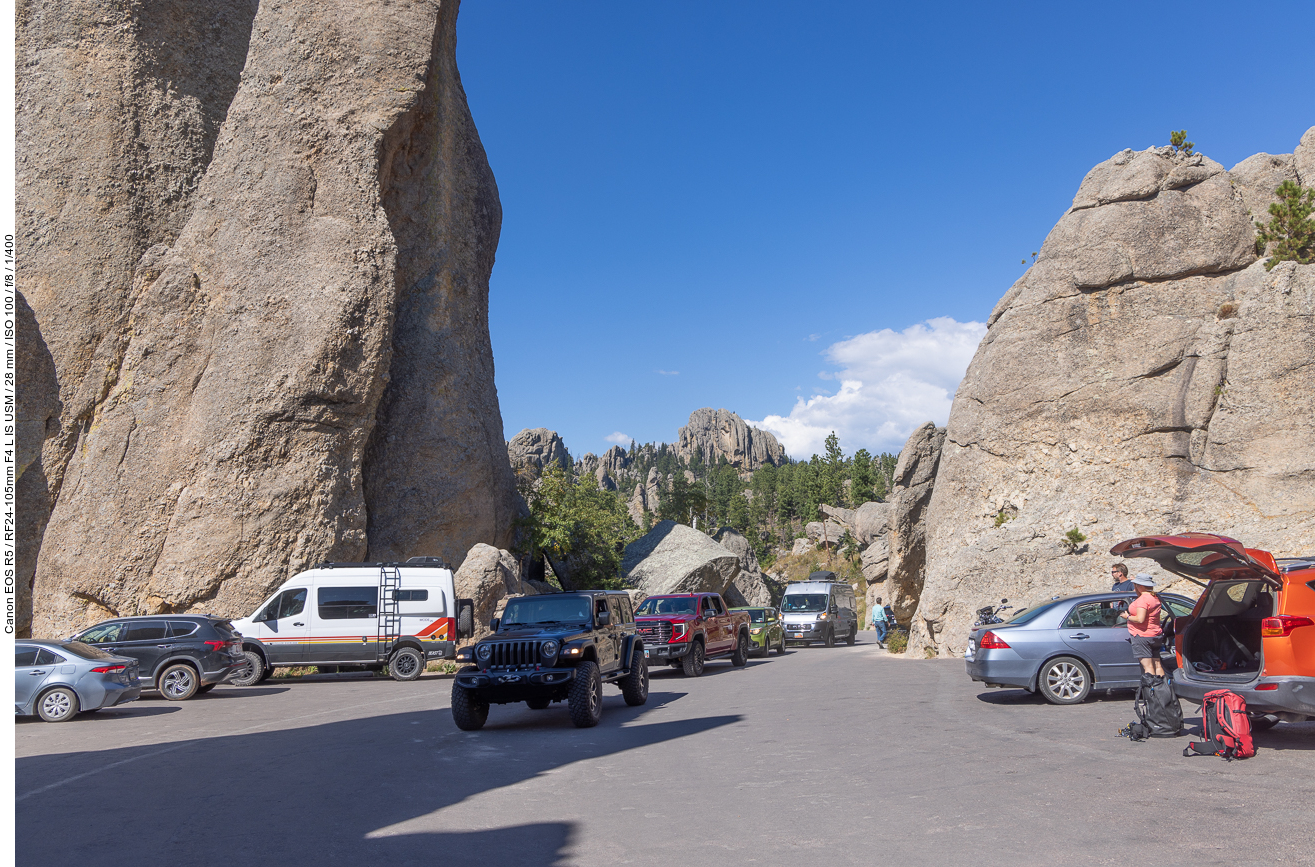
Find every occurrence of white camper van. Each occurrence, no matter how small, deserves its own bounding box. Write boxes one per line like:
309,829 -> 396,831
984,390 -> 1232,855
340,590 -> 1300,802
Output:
229,558 -> 472,684
781,571 -> 859,647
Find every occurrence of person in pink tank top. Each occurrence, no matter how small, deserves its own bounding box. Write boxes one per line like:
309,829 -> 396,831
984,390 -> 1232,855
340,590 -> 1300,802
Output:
1120,574 -> 1164,676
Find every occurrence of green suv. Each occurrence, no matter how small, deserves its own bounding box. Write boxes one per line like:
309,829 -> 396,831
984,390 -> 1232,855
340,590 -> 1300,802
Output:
732,607 -> 787,657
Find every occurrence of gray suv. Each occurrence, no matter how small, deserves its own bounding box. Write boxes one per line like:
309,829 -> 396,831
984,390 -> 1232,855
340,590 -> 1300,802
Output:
73,615 -> 246,700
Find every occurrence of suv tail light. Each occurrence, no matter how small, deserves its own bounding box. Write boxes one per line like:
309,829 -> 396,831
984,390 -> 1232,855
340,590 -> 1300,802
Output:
204,640 -> 228,651
90,665 -> 127,673
1261,616 -> 1314,637
979,631 -> 1011,649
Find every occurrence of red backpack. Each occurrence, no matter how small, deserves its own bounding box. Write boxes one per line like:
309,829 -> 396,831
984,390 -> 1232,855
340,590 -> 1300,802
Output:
1183,689 -> 1256,761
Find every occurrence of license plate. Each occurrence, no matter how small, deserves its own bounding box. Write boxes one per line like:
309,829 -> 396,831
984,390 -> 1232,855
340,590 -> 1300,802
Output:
793,633 -> 805,638
497,675 -> 522,684
644,650 -> 650,658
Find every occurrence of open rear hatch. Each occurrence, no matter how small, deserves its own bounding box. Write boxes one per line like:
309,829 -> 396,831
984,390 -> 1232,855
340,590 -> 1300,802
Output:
1111,533 -> 1281,682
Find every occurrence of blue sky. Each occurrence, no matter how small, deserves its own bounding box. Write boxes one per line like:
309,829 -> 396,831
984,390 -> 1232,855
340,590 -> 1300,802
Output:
458,1 -> 1314,461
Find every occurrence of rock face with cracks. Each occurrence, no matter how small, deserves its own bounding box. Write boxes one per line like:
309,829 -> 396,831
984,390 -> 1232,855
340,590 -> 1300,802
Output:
19,1 -> 520,636
908,134 -> 1315,657
622,521 -> 742,599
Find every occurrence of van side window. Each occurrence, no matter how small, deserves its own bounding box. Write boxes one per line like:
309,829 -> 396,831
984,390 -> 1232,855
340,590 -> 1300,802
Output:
276,589 -> 307,619
318,587 -> 378,620
391,589 -> 428,602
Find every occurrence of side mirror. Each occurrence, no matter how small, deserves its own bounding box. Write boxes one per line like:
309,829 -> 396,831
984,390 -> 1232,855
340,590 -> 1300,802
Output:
596,610 -> 611,627
489,617 -> 500,632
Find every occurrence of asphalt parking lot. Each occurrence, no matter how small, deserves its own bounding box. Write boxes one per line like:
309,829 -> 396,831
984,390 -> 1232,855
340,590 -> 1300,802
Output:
16,634 -> 1315,867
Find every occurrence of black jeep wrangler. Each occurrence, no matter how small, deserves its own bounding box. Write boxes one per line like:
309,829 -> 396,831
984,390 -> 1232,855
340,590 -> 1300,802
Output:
451,590 -> 648,730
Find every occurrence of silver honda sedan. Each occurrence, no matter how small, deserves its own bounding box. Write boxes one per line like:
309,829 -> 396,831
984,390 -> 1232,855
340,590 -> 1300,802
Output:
964,592 -> 1195,704
15,640 -> 142,722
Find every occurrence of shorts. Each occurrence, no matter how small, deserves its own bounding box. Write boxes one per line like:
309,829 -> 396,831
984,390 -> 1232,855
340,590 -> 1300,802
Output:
1130,635 -> 1163,660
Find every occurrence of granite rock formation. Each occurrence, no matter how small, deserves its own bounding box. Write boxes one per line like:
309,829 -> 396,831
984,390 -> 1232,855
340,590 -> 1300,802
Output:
622,520 -> 741,598
908,134 -> 1315,657
713,526 -> 772,607
20,0 -> 520,636
508,428 -> 572,476
677,408 -> 785,471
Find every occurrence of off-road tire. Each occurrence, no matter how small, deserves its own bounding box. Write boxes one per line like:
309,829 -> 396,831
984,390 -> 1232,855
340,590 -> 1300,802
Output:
230,650 -> 266,687
845,625 -> 856,645
457,600 -> 475,639
389,647 -> 424,682
159,663 -> 200,701
568,661 -> 603,727
731,632 -> 749,667
451,666 -> 489,731
37,687 -> 79,722
1037,656 -> 1092,705
526,697 -> 551,710
681,639 -> 706,677
620,648 -> 649,706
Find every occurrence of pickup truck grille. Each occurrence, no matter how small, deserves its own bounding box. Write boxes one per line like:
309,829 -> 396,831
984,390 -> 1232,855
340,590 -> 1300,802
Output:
636,621 -> 673,643
485,640 -> 540,667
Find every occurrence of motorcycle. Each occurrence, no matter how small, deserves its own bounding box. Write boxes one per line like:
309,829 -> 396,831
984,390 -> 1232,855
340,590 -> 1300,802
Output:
972,598 -> 1012,627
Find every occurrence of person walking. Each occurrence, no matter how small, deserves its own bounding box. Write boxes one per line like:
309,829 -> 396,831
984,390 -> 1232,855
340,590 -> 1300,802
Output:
870,597 -> 889,646
1110,563 -> 1135,592
1120,574 -> 1164,676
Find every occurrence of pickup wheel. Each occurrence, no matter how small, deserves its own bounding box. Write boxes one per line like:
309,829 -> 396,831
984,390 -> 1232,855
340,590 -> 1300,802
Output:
731,632 -> 749,667
681,639 -> 706,677
620,648 -> 649,706
451,666 -> 489,731
568,661 -> 603,727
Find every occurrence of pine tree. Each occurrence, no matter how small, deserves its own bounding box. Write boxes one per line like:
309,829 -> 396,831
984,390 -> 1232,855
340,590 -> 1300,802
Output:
1255,180 -> 1315,270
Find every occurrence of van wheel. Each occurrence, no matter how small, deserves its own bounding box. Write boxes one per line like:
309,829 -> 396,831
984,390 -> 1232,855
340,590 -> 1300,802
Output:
620,648 -> 649,706
159,664 -> 200,701
389,647 -> 424,682
230,650 -> 266,687
731,632 -> 749,667
681,640 -> 706,677
37,687 -> 79,722
568,661 -> 603,727
1038,656 -> 1091,705
845,626 -> 856,645
824,628 -> 835,648
451,666 -> 489,731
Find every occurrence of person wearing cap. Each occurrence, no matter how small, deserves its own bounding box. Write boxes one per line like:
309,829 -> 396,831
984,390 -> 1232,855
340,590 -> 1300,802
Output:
1119,574 -> 1164,676
1110,563 -> 1135,592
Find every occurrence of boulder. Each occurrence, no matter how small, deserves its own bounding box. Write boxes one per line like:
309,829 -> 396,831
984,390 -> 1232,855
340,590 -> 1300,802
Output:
853,501 -> 892,545
909,135 -> 1315,658
455,544 -> 534,639
622,521 -> 740,597
805,520 -> 850,547
507,428 -> 573,475
1229,153 -> 1298,229
791,537 -> 812,556
24,1 -> 521,637
677,408 -> 786,470
713,526 -> 772,608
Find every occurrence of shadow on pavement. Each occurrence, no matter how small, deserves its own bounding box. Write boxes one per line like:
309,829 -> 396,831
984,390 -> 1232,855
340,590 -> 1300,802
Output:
975,688 -> 1138,706
18,692 -> 741,866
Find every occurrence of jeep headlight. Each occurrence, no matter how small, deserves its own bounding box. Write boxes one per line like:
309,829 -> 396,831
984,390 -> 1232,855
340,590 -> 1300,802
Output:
541,639 -> 559,661
475,643 -> 492,662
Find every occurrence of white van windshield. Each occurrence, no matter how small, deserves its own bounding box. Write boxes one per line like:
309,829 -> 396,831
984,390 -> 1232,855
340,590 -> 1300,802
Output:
501,595 -> 593,626
782,594 -> 828,613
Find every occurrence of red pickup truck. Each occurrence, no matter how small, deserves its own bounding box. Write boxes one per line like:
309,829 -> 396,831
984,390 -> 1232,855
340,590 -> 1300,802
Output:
633,593 -> 751,677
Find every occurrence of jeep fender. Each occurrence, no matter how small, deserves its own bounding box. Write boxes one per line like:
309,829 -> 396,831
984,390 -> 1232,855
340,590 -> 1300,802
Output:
621,634 -> 645,665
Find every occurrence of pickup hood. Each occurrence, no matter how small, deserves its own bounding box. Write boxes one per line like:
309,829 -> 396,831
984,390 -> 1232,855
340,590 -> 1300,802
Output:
634,614 -> 695,623
1110,533 -> 1282,587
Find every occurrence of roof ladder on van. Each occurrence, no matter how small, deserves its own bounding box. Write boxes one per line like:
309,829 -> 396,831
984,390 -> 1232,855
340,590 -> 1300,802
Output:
377,566 -> 402,663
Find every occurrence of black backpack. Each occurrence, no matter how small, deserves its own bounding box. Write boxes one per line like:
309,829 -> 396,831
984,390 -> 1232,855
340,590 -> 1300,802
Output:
1119,673 -> 1183,741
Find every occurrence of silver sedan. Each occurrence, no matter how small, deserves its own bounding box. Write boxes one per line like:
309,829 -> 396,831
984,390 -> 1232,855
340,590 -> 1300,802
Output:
964,592 -> 1195,704
15,640 -> 142,722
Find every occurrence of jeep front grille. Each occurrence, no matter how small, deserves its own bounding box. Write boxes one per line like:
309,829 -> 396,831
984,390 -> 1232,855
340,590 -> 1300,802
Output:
637,621 -> 673,643
486,640 -> 540,667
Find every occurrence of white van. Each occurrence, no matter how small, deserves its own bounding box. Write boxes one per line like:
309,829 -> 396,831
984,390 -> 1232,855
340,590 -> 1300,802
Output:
229,558 -> 472,685
781,572 -> 859,647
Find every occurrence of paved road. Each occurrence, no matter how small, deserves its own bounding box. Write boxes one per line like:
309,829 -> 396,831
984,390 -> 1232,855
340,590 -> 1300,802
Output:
17,634 -> 1315,866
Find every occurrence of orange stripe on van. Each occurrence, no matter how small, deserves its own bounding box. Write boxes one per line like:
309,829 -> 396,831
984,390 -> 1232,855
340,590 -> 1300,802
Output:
418,617 -> 454,639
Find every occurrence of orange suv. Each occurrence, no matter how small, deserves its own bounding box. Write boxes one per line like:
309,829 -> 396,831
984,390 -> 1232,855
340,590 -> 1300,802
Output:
1111,533 -> 1315,726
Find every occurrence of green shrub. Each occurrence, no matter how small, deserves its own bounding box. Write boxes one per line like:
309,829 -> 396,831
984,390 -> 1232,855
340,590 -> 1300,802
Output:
885,628 -> 908,654
1169,130 -> 1194,156
1255,180 -> 1315,270
1062,527 -> 1088,553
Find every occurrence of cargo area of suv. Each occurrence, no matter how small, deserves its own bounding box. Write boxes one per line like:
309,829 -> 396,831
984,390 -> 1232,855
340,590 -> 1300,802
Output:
1178,579 -> 1273,680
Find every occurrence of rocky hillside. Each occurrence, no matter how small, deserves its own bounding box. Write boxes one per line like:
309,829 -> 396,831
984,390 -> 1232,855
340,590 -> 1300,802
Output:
906,130 -> 1315,656
17,1 -> 521,636
676,408 -> 786,471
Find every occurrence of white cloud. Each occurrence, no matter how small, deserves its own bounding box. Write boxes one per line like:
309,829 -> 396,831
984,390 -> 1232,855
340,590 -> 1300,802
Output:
656,369 -> 680,376
604,431 -> 632,445
750,317 -> 987,459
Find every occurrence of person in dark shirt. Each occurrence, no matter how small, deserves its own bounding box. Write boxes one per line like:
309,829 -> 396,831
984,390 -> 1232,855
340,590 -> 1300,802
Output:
1110,563 -> 1135,592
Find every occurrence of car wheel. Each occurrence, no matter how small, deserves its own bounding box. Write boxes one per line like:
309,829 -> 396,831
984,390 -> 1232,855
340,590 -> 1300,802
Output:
196,684 -> 216,694
526,697 -> 551,710
451,666 -> 489,731
1248,713 -> 1280,732
159,664 -> 200,701
568,661 -> 603,728
1037,656 -> 1091,705
37,687 -> 80,722
681,640 -> 706,677
845,625 -> 856,645
230,650 -> 266,687
620,648 -> 649,706
824,628 -> 835,648
731,632 -> 749,667
776,634 -> 788,655
389,647 -> 424,682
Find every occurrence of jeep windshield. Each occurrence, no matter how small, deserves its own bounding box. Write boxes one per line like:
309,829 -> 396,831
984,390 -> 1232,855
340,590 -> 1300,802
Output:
500,596 -> 592,627
782,594 -> 828,613
636,597 -> 697,616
